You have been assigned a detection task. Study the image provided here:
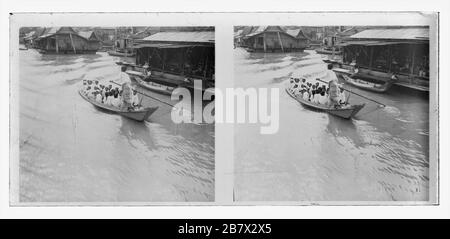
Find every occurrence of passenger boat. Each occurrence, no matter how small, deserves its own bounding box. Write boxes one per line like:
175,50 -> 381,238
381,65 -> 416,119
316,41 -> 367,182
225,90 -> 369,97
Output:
285,82 -> 365,119
79,90 -> 158,122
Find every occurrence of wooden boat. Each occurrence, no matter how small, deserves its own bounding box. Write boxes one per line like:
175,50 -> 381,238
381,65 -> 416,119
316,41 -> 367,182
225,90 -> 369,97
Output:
285,82 -> 365,119
79,90 -> 158,121
107,50 -> 135,57
134,76 -> 174,96
122,70 -> 175,96
315,48 -> 342,55
340,74 -> 394,93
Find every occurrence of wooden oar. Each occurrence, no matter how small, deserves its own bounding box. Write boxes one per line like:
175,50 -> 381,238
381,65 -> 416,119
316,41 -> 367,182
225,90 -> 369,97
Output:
109,81 -> 177,108
315,78 -> 386,107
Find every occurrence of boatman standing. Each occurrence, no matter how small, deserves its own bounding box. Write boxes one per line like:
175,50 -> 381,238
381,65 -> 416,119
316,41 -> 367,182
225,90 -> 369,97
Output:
326,64 -> 342,107
116,65 -> 134,110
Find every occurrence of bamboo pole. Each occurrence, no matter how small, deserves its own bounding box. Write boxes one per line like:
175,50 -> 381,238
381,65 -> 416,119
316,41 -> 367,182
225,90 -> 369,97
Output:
69,33 -> 77,54
55,35 -> 59,53
263,33 -> 267,52
277,31 -> 284,52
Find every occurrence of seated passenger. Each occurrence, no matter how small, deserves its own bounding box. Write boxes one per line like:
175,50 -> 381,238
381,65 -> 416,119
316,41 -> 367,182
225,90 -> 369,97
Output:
104,92 -> 113,106
131,90 -> 140,107
300,78 -> 307,90
111,92 -> 122,108
95,91 -> 103,103
313,89 -> 321,104
338,88 -> 347,104
318,91 -> 328,105
302,90 -> 310,101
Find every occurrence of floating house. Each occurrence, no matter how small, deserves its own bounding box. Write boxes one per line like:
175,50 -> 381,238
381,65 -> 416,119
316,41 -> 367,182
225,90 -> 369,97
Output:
339,27 -> 430,91
94,27 -> 116,50
240,26 -> 308,52
35,27 -> 101,54
133,31 -> 215,90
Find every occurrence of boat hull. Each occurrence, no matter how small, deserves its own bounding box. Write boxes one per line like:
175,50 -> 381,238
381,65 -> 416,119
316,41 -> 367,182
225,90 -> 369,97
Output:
285,83 -> 364,119
315,48 -> 342,55
107,50 -> 136,57
341,74 -> 393,93
135,77 -> 174,96
79,90 -> 158,121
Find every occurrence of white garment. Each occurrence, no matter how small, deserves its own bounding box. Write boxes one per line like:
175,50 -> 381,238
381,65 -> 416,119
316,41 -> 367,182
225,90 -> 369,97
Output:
327,69 -> 339,82
111,97 -> 121,108
131,94 -> 140,106
318,94 -> 328,105
313,94 -> 321,104
117,71 -> 132,85
302,92 -> 310,101
105,96 -> 113,106
339,92 -> 346,103
95,94 -> 103,103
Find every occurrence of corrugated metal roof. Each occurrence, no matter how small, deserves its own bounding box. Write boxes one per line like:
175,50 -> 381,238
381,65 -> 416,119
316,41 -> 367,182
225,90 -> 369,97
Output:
142,31 -> 214,43
350,28 -> 429,40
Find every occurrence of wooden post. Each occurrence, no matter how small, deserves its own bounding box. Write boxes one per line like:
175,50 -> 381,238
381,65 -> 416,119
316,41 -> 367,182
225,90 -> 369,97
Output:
203,48 -> 209,81
162,49 -> 166,72
69,34 -> 77,54
410,44 -> 416,80
55,35 -> 59,53
263,33 -> 267,52
181,48 -> 186,75
277,31 -> 284,52
388,45 -> 392,72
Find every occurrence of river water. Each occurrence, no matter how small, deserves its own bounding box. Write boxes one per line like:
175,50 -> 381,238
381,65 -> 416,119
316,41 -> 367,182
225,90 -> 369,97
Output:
18,50 -> 214,203
234,48 -> 430,202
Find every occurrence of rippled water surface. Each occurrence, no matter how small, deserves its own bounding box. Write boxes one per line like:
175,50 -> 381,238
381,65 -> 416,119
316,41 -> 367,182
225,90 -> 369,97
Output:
18,50 -> 214,202
234,48 -> 429,201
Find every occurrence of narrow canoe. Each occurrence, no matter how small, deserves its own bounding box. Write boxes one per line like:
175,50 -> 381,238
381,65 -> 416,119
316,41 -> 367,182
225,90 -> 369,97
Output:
315,48 -> 342,55
79,90 -> 158,122
107,50 -> 135,57
285,83 -> 365,119
341,74 -> 393,93
134,77 -> 174,96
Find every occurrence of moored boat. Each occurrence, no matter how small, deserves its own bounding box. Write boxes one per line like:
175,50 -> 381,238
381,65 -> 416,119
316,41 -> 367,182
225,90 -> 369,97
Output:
107,50 -> 135,57
315,48 -> 342,55
285,82 -> 365,119
333,67 -> 396,93
79,90 -> 158,121
340,74 -> 394,93
134,76 -> 174,96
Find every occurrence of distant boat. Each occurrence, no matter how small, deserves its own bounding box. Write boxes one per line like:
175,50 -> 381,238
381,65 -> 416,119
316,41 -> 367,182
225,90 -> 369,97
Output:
285,82 -> 365,119
79,90 -> 158,122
